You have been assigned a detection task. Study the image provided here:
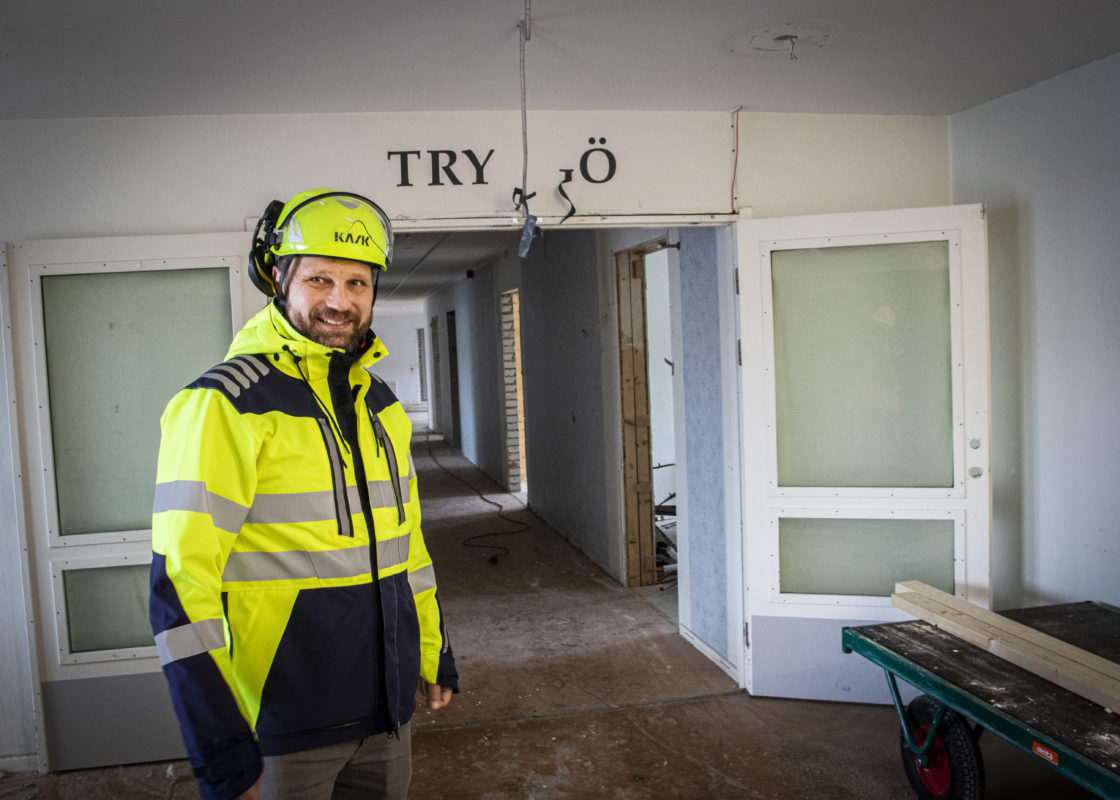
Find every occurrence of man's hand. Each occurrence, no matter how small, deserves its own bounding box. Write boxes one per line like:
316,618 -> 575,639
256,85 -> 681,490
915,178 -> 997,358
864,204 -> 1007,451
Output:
418,680 -> 453,710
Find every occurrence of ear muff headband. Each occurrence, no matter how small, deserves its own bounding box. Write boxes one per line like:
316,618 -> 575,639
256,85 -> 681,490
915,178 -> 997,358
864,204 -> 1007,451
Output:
247,191 -> 394,298
248,199 -> 286,296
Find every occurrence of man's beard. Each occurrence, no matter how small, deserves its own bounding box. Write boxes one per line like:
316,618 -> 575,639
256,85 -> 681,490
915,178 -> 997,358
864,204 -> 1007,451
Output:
289,306 -> 370,354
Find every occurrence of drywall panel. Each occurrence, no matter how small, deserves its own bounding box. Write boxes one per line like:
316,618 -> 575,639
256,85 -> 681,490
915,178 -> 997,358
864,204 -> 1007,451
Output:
520,229 -> 613,573
951,53 -> 1120,609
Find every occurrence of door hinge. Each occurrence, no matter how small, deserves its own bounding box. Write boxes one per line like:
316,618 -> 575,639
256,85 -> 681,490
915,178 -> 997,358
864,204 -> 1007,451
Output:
736,339 -> 742,366
744,622 -> 750,647
734,267 -> 740,295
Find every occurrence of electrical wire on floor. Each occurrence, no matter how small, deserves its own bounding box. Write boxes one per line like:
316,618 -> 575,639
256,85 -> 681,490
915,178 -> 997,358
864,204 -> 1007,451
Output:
422,434 -> 529,564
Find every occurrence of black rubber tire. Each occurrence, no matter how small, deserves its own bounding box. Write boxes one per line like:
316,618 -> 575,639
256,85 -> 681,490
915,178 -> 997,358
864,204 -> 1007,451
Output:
899,694 -> 985,800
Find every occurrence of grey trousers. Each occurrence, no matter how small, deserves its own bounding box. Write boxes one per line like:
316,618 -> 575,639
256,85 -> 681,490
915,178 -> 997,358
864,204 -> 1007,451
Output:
257,723 -> 412,800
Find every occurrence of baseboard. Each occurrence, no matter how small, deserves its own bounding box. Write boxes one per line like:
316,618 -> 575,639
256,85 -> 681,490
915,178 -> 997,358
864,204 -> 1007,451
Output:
0,752 -> 37,773
679,624 -> 739,682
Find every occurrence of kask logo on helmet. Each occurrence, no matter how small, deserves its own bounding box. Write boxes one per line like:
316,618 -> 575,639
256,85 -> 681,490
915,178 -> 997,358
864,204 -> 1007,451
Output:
334,231 -> 372,246
334,220 -> 375,248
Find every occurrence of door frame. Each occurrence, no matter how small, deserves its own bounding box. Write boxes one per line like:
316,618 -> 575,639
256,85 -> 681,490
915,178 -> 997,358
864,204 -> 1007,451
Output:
615,242 -> 664,587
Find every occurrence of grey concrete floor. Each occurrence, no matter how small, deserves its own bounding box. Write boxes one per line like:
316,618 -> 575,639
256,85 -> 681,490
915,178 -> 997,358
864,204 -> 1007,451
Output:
0,433 -> 1099,799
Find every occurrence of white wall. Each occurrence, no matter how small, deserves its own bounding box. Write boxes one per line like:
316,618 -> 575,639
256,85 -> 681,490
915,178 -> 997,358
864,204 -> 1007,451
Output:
738,113 -> 949,217
369,308 -> 428,409
0,109 -> 949,768
951,53 -> 1120,609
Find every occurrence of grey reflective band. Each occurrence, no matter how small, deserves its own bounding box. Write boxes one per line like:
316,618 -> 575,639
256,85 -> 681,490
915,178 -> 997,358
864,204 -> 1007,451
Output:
317,418 -> 353,537
201,355 -> 269,398
154,618 -> 226,666
371,415 -> 407,524
244,481 -> 408,527
357,478 -> 410,513
224,546 -> 370,582
200,368 -> 241,396
378,531 -> 409,572
248,491 -> 338,525
408,563 -> 437,595
221,535 -> 410,583
211,363 -> 251,389
236,354 -> 271,379
153,480 -> 249,534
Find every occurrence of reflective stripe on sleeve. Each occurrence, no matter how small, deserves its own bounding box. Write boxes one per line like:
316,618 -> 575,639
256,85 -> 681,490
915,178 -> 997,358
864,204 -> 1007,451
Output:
234,354 -> 270,380
200,368 -> 242,397
201,356 -> 269,398
408,563 -> 437,595
211,363 -> 251,389
154,618 -> 226,666
153,480 -> 249,534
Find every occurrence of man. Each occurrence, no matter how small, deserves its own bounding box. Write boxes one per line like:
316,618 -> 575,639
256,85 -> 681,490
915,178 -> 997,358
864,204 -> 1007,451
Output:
150,189 -> 457,800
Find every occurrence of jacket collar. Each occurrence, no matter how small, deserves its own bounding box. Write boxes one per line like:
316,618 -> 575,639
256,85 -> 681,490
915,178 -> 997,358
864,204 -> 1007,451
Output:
228,303 -> 387,381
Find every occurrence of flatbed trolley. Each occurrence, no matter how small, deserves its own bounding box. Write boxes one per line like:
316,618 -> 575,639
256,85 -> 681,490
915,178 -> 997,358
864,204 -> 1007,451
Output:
843,602 -> 1120,799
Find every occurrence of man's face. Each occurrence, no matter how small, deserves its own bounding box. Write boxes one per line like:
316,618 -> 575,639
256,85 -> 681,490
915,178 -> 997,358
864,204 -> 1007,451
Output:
276,256 -> 374,352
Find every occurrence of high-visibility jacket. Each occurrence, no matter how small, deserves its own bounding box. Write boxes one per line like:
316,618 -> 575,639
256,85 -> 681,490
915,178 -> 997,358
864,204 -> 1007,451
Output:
150,303 -> 457,800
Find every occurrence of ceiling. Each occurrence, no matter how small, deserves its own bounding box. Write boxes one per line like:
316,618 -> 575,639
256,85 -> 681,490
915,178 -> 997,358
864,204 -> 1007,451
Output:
377,229 -> 522,308
5,0 -> 1120,303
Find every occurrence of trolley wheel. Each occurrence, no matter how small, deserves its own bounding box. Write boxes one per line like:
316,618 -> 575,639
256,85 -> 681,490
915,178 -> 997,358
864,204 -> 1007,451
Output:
900,694 -> 984,800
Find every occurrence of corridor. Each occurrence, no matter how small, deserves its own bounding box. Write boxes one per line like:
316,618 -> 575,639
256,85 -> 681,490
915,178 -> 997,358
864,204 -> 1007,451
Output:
0,432 -> 1093,799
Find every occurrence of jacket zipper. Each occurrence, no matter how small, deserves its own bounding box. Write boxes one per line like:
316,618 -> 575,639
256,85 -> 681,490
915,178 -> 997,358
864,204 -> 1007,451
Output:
370,412 -> 407,525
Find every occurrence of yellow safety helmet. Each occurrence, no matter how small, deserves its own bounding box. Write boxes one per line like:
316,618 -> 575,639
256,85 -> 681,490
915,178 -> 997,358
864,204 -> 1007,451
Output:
249,189 -> 394,297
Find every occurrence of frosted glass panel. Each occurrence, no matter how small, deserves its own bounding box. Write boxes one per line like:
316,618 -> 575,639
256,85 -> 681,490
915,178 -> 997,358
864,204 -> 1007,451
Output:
779,517 -> 955,596
42,268 -> 232,534
63,564 -> 152,652
772,242 -> 953,487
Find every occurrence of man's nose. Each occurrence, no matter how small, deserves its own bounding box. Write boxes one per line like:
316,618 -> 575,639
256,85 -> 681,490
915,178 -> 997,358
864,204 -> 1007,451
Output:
324,283 -> 346,308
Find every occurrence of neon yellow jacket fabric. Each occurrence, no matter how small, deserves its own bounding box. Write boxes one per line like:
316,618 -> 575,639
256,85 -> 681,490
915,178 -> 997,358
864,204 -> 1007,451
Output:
150,303 -> 456,800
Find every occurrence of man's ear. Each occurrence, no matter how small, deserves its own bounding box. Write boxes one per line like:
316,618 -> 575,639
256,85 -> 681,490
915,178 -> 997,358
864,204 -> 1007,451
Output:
273,256 -> 298,297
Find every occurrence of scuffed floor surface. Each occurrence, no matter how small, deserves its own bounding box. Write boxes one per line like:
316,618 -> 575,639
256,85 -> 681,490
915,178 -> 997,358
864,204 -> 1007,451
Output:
0,436 -> 1099,799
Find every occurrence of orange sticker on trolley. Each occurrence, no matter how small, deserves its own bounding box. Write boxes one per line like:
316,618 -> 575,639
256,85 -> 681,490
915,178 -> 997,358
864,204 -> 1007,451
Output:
1033,742 -> 1058,765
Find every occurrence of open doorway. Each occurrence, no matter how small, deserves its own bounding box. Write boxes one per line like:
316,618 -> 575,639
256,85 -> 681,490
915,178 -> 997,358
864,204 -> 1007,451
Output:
615,241 -> 677,588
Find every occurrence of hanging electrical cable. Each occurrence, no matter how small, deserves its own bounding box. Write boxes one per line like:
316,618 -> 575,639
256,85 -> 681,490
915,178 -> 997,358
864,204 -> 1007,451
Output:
423,435 -> 530,564
513,0 -> 540,258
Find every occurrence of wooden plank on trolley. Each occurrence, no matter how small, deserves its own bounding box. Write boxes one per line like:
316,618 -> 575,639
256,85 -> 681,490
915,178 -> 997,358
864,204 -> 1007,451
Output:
892,581 -> 1120,711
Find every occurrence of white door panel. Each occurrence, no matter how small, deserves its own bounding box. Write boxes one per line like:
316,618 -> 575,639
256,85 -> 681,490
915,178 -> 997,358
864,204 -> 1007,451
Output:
9,232 -> 248,769
737,205 -> 990,701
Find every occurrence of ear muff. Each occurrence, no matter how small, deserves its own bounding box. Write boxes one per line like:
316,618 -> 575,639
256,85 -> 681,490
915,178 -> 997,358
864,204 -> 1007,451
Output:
248,199 -> 285,296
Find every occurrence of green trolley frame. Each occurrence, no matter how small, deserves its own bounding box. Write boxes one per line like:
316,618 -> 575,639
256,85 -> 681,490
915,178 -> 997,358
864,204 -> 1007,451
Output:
843,602 -> 1120,799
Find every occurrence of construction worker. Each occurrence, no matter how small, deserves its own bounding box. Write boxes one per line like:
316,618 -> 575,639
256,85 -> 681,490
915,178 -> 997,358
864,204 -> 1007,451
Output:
150,189 -> 458,800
